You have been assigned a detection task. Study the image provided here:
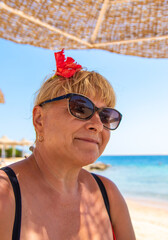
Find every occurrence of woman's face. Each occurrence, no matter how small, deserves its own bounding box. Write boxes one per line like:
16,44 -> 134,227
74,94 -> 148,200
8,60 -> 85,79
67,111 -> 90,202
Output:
36,95 -> 110,166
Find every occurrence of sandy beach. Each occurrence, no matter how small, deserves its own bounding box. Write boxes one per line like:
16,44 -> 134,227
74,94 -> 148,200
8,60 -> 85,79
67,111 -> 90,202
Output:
1,158 -> 168,240
126,198 -> 168,240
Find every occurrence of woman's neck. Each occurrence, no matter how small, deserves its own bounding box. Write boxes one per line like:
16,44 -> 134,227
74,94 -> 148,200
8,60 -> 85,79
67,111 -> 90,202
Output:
32,147 -> 82,195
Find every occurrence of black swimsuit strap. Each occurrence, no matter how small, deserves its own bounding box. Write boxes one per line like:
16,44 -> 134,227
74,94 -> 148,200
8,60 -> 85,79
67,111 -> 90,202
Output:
91,173 -> 112,222
1,166 -> 22,240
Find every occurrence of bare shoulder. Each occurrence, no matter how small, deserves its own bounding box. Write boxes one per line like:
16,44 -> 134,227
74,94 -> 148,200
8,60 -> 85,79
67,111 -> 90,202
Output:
94,174 -> 123,202
96,174 -> 136,240
0,169 -> 14,207
0,169 -> 15,239
82,170 -> 125,208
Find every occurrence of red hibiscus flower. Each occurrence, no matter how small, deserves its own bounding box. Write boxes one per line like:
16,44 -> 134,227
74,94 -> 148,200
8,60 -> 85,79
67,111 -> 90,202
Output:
54,49 -> 82,78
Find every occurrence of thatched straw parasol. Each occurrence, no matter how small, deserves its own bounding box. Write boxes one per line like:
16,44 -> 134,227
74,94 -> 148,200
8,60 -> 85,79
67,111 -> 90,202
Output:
19,138 -> 33,146
0,135 -> 19,145
0,135 -> 19,162
0,0 -> 168,58
0,89 -> 5,103
0,136 -> 33,161
18,138 -> 33,158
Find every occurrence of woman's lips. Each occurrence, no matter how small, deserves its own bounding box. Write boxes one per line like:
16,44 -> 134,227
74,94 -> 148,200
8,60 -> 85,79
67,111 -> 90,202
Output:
75,138 -> 99,145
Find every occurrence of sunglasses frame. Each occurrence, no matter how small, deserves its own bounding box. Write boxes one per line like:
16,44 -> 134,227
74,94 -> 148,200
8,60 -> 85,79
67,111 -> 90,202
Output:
39,93 -> 122,130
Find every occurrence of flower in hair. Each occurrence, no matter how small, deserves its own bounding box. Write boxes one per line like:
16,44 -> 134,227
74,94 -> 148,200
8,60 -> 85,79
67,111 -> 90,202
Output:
54,49 -> 82,78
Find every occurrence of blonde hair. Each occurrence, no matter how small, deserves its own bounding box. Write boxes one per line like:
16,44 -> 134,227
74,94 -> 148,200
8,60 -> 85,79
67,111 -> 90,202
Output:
34,71 -> 116,107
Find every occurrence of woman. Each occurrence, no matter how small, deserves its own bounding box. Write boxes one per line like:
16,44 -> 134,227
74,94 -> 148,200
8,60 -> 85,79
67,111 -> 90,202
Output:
0,50 -> 136,240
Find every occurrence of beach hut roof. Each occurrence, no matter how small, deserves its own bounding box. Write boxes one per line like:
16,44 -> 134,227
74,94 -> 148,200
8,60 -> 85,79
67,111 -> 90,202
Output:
0,135 -> 19,145
0,136 -> 33,146
19,138 -> 33,146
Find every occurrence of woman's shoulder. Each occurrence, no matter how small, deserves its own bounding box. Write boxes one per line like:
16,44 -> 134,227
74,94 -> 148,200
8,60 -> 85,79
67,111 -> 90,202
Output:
89,173 -> 121,197
0,167 -> 16,210
0,168 -> 14,202
94,174 -> 127,213
80,169 -> 121,198
0,168 -> 15,239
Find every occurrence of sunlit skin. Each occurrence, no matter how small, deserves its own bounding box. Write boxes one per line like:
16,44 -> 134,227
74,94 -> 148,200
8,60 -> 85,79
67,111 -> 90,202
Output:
0,94 -> 136,240
31,96 -> 110,194
34,96 -> 110,168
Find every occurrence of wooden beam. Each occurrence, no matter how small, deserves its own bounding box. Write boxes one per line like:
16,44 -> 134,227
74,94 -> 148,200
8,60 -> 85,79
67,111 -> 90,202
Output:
93,35 -> 168,47
90,0 -> 109,43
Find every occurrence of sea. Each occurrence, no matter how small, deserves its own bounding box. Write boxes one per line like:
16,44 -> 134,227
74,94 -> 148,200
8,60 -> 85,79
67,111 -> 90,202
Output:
95,155 -> 168,204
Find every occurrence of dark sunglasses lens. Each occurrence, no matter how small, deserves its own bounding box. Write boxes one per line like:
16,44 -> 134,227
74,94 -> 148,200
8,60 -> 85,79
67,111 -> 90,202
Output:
99,109 -> 121,130
69,95 -> 93,119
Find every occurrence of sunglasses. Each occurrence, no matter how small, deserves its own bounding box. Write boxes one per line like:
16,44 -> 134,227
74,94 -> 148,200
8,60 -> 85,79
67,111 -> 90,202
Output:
39,93 -> 122,130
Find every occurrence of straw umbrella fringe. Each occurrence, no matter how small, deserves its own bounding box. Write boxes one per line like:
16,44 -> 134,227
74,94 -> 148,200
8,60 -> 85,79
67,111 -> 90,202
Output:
0,89 -> 5,103
0,0 -> 168,58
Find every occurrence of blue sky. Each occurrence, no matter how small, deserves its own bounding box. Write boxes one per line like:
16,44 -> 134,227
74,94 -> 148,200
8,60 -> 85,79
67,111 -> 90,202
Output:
0,38 -> 168,155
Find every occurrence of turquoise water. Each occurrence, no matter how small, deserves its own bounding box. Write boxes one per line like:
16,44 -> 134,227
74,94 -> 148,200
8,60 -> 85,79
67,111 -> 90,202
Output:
95,155 -> 168,203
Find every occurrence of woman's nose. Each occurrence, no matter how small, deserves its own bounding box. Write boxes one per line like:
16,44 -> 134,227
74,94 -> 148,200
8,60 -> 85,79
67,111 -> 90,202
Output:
85,112 -> 103,132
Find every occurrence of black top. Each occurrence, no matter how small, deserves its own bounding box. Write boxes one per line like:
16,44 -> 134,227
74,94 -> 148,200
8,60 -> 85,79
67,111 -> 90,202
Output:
1,167 -> 111,240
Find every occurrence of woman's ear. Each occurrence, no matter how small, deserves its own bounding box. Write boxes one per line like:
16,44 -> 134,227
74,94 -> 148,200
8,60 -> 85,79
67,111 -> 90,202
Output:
33,106 -> 44,134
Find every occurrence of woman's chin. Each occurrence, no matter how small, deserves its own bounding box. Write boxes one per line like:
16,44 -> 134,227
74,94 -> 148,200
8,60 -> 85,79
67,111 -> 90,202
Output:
76,151 -> 100,167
